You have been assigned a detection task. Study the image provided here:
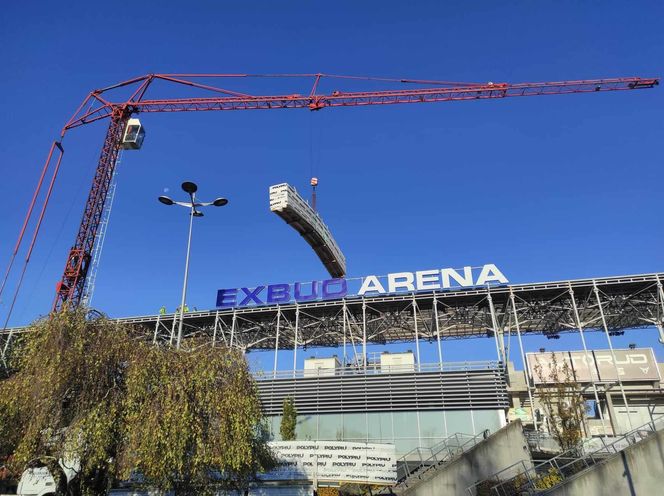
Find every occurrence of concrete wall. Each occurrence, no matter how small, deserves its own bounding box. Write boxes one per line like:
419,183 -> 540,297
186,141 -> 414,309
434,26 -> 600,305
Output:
544,428 -> 664,496
399,421 -> 532,496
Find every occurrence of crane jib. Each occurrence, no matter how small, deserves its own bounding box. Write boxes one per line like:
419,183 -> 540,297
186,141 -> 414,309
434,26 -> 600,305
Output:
1,73 -> 655,314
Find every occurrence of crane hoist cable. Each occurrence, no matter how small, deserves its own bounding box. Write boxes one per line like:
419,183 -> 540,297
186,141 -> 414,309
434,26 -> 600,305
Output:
308,110 -> 319,211
1,142 -> 64,353
0,142 -> 62,305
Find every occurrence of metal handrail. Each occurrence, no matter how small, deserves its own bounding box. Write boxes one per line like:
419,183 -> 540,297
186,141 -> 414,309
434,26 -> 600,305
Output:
393,431 -> 488,487
253,360 -> 503,380
466,459 -> 532,495
488,414 -> 664,496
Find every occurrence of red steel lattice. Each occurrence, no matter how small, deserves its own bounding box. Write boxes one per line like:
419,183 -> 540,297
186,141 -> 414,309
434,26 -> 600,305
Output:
3,72 -> 655,313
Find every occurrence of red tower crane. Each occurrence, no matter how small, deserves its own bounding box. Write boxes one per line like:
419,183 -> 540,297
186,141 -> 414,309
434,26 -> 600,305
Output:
0,73 -> 658,315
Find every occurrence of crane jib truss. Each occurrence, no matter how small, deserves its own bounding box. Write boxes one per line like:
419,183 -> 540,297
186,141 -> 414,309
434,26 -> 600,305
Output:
61,76 -> 659,130
0,73 -> 658,314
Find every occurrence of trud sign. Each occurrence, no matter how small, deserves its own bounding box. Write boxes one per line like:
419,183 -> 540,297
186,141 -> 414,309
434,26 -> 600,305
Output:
527,348 -> 661,383
216,263 -> 508,309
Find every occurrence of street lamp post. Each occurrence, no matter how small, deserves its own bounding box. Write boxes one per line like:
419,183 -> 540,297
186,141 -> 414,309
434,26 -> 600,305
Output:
158,181 -> 228,349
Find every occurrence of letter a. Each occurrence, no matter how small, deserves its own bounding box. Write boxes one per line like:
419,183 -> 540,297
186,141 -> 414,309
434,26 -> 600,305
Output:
358,276 -> 386,295
476,264 -> 508,285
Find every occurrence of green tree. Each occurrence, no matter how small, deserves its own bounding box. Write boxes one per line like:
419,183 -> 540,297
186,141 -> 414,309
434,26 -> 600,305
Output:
119,341 -> 275,493
0,311 -> 134,494
0,310 -> 274,495
280,397 -> 297,441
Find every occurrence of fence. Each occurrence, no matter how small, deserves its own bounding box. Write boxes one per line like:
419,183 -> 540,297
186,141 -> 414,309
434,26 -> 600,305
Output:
254,361 -> 502,380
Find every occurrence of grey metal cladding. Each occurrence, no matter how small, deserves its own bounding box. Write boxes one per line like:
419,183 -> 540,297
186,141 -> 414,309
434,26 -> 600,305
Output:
256,367 -> 509,415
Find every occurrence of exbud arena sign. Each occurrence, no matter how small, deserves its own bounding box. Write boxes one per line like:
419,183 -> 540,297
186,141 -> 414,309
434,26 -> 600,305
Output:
216,264 -> 508,309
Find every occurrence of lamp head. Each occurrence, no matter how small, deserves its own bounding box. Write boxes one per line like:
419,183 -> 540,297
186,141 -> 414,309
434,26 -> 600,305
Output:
193,211 -> 204,217
213,197 -> 229,207
158,196 -> 174,206
181,181 -> 198,194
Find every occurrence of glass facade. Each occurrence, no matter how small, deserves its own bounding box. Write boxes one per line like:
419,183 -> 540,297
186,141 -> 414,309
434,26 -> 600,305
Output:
268,409 -> 504,456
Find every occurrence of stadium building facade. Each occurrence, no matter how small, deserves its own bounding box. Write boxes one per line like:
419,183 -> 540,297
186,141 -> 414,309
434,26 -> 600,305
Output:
4,271 -> 663,457
95,270 -> 664,457
257,356 -> 508,454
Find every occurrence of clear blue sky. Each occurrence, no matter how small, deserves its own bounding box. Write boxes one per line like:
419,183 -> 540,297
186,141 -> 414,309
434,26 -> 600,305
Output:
1,1 -> 663,367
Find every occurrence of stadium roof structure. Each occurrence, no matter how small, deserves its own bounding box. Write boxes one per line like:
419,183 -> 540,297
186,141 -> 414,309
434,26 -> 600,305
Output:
2,272 -> 663,366
122,272 -> 664,350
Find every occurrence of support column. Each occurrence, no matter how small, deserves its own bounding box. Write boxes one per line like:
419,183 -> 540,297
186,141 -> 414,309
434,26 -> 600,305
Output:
604,389 -> 618,435
568,284 -> 608,437
212,310 -> 220,347
504,324 -> 512,364
413,297 -> 421,372
293,306 -> 299,377
509,290 -> 538,431
273,308 -> 281,378
656,275 -> 664,344
342,301 -> 348,366
362,298 -> 367,371
169,315 -> 177,346
152,314 -> 161,344
230,311 -> 236,348
487,291 -> 505,364
593,282 -> 633,431
433,296 -> 443,369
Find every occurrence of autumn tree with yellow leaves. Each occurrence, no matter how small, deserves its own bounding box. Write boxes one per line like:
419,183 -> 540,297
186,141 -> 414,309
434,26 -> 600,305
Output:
533,352 -> 586,452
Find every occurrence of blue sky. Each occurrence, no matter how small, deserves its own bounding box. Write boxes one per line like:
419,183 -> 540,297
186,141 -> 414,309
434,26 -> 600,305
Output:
1,1 -> 663,368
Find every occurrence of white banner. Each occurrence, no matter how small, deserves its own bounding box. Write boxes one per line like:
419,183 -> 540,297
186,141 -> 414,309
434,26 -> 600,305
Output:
526,348 -> 660,384
263,441 -> 397,485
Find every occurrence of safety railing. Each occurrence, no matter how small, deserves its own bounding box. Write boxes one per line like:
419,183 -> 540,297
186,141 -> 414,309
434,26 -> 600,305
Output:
524,430 -> 560,454
386,431 -> 489,491
253,360 -> 503,380
467,414 -> 664,496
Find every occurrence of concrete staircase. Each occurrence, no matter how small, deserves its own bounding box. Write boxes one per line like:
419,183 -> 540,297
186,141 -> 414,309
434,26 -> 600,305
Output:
392,432 -> 489,491
385,421 -> 533,496
468,415 -> 664,496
